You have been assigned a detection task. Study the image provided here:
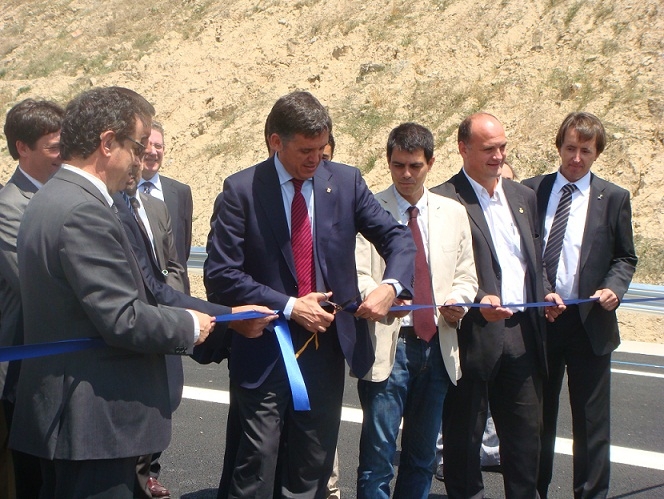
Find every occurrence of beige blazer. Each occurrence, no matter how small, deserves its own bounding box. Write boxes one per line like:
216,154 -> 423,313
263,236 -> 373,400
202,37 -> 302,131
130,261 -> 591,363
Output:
356,187 -> 478,384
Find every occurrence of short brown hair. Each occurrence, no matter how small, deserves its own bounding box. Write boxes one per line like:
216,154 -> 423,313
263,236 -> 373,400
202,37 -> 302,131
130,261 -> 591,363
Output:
555,112 -> 606,154
4,99 -> 63,160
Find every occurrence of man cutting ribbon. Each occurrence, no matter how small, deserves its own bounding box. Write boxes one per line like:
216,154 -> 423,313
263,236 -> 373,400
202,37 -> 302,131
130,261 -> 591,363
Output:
204,91 -> 415,499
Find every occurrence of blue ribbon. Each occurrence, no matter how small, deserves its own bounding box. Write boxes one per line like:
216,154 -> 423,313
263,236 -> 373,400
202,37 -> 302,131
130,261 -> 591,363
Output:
272,316 -> 311,411
0,310 -> 276,364
391,296 -> 601,312
390,296 -> 664,313
0,338 -> 106,362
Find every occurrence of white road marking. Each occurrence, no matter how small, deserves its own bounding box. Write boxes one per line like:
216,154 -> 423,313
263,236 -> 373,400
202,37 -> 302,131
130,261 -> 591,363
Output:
182,385 -> 664,471
611,368 -> 664,379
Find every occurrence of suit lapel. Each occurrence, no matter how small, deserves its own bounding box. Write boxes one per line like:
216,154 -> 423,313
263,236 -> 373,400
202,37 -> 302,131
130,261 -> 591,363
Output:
254,159 -> 296,280
504,180 -> 537,283
313,163 -> 335,284
140,194 -> 167,269
452,171 -> 499,263
580,174 -> 606,272
11,168 -> 39,200
536,174 -> 556,234
376,187 -> 403,224
426,192 -> 445,286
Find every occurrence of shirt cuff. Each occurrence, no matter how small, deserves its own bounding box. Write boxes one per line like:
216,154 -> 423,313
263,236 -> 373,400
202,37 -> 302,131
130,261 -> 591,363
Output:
283,297 -> 296,320
187,310 -> 201,343
381,278 -> 404,298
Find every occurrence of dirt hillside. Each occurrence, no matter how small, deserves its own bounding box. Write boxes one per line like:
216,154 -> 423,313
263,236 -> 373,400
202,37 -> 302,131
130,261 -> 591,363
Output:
0,1 -> 662,291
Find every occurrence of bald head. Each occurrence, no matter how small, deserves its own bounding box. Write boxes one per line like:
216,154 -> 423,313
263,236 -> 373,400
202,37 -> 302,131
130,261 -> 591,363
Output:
458,113 -> 507,193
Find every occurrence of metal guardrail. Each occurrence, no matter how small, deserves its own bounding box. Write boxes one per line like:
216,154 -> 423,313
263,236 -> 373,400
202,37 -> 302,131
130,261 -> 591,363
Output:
187,247 -> 664,315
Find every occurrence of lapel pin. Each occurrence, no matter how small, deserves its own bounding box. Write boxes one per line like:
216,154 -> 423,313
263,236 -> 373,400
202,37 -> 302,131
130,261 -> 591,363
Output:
326,187 -> 332,193
598,194 -> 603,200
519,207 -> 524,213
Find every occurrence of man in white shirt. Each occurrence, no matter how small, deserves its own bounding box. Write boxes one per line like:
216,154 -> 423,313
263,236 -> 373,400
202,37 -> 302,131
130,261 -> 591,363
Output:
431,113 -> 564,499
523,112 -> 637,499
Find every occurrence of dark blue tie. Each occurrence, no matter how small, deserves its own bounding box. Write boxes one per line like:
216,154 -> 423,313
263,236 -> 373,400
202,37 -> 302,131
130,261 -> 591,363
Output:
543,183 -> 577,291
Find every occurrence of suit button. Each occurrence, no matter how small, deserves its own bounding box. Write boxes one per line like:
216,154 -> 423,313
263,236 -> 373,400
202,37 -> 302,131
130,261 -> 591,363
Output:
496,273 -> 501,280
175,346 -> 187,354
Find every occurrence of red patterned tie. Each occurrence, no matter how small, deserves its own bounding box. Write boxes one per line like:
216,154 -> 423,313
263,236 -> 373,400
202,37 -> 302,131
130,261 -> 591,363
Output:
291,179 -> 315,297
408,206 -> 437,341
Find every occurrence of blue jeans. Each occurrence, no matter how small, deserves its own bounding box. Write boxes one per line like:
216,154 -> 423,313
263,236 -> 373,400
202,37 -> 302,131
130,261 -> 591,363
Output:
357,331 -> 450,499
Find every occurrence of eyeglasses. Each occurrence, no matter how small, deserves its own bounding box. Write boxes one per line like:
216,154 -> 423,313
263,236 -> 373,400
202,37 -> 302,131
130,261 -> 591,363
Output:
124,137 -> 146,157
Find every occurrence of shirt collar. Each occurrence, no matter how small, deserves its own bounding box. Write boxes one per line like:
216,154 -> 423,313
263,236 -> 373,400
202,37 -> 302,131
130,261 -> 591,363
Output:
392,185 -> 428,218
17,165 -> 44,190
139,173 -> 161,191
462,167 -> 505,204
62,164 -> 114,207
274,154 -> 313,187
554,169 -> 591,196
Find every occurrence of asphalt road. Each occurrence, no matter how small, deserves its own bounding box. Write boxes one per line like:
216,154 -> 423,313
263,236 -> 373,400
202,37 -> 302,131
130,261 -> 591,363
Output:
157,344 -> 664,498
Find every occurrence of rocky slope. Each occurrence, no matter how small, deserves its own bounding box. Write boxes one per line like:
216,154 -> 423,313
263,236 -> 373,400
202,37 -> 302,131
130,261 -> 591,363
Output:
1,0 -> 662,281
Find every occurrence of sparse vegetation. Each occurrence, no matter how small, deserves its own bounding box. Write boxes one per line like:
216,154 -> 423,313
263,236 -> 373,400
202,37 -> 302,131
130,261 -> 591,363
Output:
0,0 -> 661,284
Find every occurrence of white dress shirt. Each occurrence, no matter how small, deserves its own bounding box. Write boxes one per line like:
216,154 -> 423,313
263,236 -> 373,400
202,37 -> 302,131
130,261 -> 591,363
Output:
542,170 -> 591,299
392,186 -> 436,326
464,170 -> 527,311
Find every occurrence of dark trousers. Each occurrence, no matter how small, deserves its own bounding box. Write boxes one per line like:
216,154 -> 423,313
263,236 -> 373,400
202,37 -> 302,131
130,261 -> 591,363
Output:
443,314 -> 543,499
0,400 -> 15,499
39,457 -> 137,499
220,327 -> 345,499
3,399 -> 41,498
538,306 -> 611,499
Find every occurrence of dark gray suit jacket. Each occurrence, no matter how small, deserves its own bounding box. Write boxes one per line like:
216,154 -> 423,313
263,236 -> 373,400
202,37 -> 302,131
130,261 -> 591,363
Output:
141,192 -> 187,292
10,168 -> 195,461
522,172 -> 637,355
432,171 -> 550,380
159,175 -> 193,293
0,169 -> 37,401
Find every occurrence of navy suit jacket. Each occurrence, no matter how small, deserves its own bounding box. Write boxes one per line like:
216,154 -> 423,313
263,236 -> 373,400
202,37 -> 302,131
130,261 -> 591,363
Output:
522,172 -> 637,355
205,157 -> 415,386
112,194 -> 231,365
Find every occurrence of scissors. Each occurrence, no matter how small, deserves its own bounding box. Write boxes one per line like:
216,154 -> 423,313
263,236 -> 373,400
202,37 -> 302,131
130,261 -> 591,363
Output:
320,294 -> 361,314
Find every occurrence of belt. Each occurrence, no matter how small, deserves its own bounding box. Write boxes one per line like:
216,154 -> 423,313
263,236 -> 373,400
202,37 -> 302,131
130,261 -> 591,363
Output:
398,326 -> 438,341
504,312 -> 525,327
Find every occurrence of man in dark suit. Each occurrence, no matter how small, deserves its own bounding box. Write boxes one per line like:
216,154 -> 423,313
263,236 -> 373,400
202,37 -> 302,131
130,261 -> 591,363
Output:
523,112 -> 637,499
8,87 -> 217,499
205,91 -> 415,498
116,156 -> 276,499
0,98 -> 64,498
431,112 -> 563,499
140,122 -> 193,293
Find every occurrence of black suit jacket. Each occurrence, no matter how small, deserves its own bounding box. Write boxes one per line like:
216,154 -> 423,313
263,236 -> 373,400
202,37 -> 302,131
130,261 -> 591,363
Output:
432,171 -> 549,380
205,157 -> 415,386
522,172 -> 637,355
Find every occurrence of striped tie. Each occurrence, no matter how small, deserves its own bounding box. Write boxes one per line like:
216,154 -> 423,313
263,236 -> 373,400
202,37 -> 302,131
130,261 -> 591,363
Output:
291,179 -> 315,296
543,183 -> 577,291
142,181 -> 154,195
